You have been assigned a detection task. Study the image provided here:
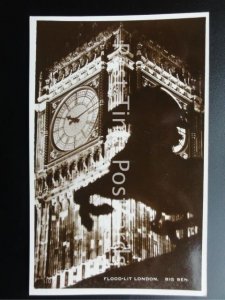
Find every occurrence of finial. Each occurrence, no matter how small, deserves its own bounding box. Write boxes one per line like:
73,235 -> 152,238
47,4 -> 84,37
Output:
38,72 -> 43,97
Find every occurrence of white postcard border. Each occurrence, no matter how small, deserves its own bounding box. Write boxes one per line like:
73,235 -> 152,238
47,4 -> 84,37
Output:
29,12 -> 209,296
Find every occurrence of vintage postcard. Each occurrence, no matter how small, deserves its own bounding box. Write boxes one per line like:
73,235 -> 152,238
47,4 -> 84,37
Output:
29,13 -> 209,296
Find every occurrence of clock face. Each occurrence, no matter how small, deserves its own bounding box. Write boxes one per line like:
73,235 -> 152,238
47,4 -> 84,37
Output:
172,127 -> 186,154
52,88 -> 99,151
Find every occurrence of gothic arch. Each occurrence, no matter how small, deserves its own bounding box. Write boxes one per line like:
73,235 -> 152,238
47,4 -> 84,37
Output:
160,87 -> 182,109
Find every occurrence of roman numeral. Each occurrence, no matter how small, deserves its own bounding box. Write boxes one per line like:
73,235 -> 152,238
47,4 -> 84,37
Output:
54,126 -> 64,133
86,120 -> 95,125
81,129 -> 87,138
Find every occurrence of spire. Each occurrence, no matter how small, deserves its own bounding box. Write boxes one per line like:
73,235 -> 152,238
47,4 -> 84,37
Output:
114,22 -> 125,49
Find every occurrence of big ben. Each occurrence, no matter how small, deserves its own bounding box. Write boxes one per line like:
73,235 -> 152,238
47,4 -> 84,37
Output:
30,15 -> 207,295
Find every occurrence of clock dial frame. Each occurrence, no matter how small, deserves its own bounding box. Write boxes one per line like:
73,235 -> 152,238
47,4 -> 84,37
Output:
52,87 -> 99,152
172,127 -> 187,154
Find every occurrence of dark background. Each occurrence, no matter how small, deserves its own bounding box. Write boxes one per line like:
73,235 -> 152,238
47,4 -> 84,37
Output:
36,18 -> 205,76
1,0 -> 225,299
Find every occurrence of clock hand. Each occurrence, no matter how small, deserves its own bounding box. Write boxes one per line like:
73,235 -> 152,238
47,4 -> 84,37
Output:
66,102 -> 98,125
74,102 -> 98,119
66,115 -> 80,124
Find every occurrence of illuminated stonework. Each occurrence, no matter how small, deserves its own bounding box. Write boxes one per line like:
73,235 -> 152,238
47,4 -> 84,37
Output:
34,23 -> 203,288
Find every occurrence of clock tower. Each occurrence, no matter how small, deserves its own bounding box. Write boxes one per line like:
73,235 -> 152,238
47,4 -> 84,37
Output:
33,23 -> 204,288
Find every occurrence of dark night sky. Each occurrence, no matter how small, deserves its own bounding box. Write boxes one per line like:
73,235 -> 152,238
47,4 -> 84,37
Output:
36,18 -> 205,80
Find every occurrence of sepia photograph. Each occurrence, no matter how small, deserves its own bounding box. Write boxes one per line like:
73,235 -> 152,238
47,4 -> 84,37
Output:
29,13 -> 209,296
